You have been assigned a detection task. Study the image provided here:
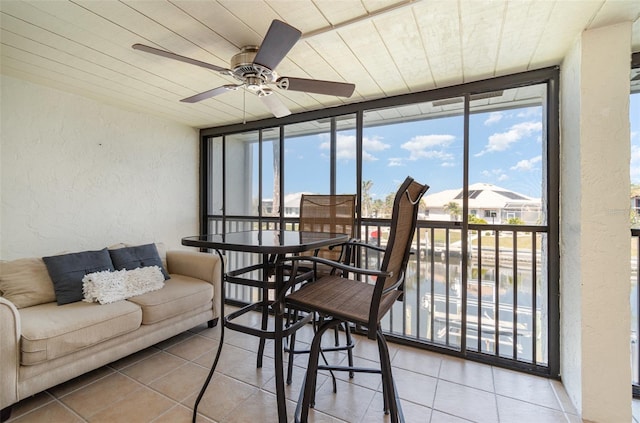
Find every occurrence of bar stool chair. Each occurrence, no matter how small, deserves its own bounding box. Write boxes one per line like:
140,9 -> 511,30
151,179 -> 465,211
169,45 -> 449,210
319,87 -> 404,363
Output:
284,177 -> 429,423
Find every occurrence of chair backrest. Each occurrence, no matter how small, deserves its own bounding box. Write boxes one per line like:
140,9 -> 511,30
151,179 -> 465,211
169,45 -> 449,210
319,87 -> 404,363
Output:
299,194 -> 356,261
368,176 -> 428,334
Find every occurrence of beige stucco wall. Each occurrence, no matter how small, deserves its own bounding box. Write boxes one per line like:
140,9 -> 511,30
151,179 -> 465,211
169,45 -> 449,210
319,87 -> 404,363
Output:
560,22 -> 632,422
0,75 -> 200,259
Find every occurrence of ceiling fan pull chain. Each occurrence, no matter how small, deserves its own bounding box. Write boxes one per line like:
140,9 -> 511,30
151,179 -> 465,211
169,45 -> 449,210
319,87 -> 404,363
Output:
243,88 -> 247,124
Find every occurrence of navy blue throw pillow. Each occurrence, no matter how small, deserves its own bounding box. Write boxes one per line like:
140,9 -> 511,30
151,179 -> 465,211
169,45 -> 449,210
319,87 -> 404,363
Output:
109,243 -> 170,280
43,248 -> 115,305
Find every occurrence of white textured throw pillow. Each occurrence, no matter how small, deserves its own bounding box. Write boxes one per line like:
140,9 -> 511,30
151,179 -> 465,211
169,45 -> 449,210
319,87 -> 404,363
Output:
82,266 -> 165,305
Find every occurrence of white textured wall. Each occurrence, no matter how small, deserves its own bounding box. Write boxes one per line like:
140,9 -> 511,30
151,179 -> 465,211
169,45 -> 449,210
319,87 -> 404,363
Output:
560,32 -> 583,413
560,22 -> 632,422
0,75 -> 200,259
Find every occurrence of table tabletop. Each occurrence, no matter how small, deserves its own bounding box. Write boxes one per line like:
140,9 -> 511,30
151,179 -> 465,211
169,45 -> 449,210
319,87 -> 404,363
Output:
182,229 -> 350,255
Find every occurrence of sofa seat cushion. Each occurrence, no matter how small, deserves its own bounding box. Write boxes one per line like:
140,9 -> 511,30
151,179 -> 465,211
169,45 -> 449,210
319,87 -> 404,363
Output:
20,300 -> 141,365
126,275 -> 213,325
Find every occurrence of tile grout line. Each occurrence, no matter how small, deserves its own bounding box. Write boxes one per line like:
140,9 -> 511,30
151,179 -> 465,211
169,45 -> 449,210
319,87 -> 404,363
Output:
492,365 -> 501,423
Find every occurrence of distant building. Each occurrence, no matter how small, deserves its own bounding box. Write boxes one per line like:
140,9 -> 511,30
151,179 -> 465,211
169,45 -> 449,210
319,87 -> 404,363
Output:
262,192 -> 312,217
423,183 -> 542,224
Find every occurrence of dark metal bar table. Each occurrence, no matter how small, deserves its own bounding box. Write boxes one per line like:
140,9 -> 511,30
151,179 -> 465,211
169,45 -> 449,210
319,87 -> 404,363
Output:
182,230 -> 349,423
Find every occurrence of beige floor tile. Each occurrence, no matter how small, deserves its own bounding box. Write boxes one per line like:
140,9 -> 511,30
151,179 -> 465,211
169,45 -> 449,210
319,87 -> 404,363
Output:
198,343 -> 276,388
308,378 -> 376,422
8,400 -> 84,423
152,404 -> 215,423
150,362 -> 211,402
48,366 -> 115,398
154,331 -> 196,350
120,351 -> 187,384
429,410 -> 475,422
550,378 -> 578,415
353,336 -> 397,363
189,324 -> 221,341
87,387 -> 174,423
223,329 -> 276,357
330,355 -> 384,391
6,322 -> 595,423
393,367 -> 438,407
183,373 -> 258,422
362,391 -> 432,422
108,346 -> 161,370
492,367 -> 562,411
438,356 -> 494,393
392,344 -> 443,378
59,372 -> 142,418
166,334 -> 218,361
4,391 -> 55,422
222,389 -> 293,423
433,380 -> 498,423
496,395 -> 568,423
262,359 -> 331,402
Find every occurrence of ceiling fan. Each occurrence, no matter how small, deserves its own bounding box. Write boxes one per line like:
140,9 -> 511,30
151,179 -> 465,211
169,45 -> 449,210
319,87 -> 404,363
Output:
132,19 -> 356,118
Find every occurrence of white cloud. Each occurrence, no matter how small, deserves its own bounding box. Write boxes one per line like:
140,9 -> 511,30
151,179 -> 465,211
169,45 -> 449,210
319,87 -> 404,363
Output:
388,158 -> 404,167
632,131 -> 638,141
401,134 -> 455,161
476,121 -> 542,156
484,112 -> 503,126
510,155 -> 542,171
481,168 -> 507,181
517,107 -> 542,118
322,134 -> 390,162
441,162 -> 455,167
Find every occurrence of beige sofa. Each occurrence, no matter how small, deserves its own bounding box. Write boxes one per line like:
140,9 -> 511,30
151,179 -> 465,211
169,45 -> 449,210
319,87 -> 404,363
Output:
0,245 -> 221,420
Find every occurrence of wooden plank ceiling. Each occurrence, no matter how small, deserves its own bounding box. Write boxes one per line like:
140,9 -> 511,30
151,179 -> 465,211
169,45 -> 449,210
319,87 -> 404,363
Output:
1,0 -> 639,129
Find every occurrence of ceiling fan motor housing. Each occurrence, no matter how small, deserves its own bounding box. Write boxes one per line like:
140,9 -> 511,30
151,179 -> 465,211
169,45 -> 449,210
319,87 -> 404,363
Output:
230,46 -> 277,90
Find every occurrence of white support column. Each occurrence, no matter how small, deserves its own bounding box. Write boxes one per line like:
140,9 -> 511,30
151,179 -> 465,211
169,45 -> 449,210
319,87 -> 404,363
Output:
560,22 -> 632,422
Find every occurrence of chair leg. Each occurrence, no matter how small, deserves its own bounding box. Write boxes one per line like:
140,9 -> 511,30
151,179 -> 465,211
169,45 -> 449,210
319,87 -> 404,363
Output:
376,328 -> 404,423
296,318 -> 342,423
376,332 -> 391,414
286,308 -> 300,385
344,323 -> 355,378
257,287 -> 269,368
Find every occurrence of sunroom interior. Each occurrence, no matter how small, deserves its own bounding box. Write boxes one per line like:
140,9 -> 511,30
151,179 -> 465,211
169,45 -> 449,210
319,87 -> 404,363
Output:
1,1 -> 640,422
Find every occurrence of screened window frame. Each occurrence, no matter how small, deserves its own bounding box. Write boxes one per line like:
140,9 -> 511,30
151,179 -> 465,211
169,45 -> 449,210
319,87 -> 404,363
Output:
198,66 -> 560,378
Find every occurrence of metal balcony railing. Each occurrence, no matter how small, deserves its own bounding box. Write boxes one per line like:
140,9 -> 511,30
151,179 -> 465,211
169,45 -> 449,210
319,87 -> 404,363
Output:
207,217 -> 551,374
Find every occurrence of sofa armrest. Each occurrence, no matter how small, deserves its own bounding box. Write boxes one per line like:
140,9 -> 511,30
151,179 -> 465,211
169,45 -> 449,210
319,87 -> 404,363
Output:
0,297 -> 20,409
166,250 -> 223,319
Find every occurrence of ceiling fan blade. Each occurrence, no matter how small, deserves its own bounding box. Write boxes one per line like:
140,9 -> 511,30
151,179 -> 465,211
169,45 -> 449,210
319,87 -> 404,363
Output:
252,20 -> 301,70
259,93 -> 291,118
180,85 -> 241,103
132,44 -> 230,74
276,77 -> 356,97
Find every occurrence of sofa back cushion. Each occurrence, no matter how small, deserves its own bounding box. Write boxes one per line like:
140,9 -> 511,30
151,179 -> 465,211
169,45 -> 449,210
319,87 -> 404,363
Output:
109,243 -> 170,279
43,248 -> 115,305
0,257 -> 56,308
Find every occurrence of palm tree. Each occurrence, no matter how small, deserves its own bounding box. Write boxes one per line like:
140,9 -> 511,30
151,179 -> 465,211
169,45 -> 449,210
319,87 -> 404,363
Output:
444,201 -> 461,221
362,180 -> 373,217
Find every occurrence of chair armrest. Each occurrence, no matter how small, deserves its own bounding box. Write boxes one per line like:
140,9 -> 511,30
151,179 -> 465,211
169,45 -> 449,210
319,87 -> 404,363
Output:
166,250 -> 223,319
0,297 -> 20,409
346,239 -> 386,253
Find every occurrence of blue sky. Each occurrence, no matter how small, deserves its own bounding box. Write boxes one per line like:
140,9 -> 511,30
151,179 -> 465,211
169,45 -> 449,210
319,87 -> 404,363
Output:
278,106 -> 544,200
257,93 -> 639,202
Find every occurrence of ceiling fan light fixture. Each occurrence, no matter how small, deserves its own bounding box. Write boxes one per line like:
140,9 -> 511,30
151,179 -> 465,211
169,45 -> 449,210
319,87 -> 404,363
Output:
257,87 -> 274,97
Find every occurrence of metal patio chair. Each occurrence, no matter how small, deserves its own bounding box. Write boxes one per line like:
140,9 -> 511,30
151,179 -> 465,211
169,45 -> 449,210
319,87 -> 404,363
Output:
284,176 -> 429,423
